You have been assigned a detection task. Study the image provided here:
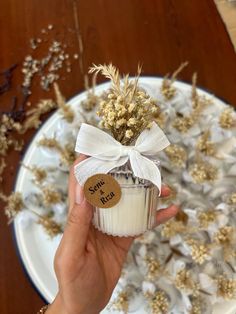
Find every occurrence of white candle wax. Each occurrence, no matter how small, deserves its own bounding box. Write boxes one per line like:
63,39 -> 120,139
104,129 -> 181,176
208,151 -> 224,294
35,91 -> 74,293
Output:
92,175 -> 159,237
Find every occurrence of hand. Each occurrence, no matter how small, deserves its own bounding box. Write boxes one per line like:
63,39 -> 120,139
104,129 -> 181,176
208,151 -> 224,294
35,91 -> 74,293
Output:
47,155 -> 179,314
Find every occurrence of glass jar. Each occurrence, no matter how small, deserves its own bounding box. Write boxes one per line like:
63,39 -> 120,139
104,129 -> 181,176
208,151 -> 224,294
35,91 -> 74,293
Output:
92,161 -> 160,237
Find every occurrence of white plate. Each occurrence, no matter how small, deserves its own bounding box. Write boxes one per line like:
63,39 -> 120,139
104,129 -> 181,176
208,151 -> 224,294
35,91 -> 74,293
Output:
13,78 -> 236,313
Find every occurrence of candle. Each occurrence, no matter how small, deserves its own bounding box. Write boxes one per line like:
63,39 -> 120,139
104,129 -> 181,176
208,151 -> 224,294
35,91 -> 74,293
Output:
92,164 -> 159,237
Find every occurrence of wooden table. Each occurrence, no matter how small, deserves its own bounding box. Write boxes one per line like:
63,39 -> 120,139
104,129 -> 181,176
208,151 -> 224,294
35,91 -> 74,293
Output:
0,1 -> 236,313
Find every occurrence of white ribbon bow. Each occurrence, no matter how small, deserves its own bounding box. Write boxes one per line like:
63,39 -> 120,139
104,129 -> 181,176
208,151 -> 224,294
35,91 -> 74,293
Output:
74,122 -> 170,193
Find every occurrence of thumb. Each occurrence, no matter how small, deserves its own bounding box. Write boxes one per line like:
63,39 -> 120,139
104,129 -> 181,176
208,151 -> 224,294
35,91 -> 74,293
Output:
64,191 -> 93,255
63,162 -> 93,255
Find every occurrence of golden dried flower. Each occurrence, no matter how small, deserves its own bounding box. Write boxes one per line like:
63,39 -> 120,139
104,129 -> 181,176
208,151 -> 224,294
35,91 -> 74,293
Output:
54,83 -> 75,123
154,112 -> 166,129
81,91 -> 98,112
219,108 -> 236,129
0,114 -> 25,155
27,99 -> 56,116
161,220 -> 186,238
173,115 -> 195,133
23,164 -> 47,184
173,76 -> 211,133
149,291 -> 169,314
125,129 -> 134,139
164,144 -> 187,168
189,160 -> 218,183
38,138 -> 76,167
196,131 -> 215,156
38,216 -> 63,237
19,99 -> 57,134
187,239 -> 209,264
13,139 -> 24,152
161,62 -> 188,101
189,297 -> 201,314
19,114 -> 42,133
214,226 -> 234,246
3,192 -> 25,221
217,276 -> 236,299
41,186 -> 62,207
227,192 -> 236,205
0,135 -> 9,156
145,256 -> 161,280
38,137 -> 61,150
161,80 -> 176,101
191,73 -> 212,110
89,64 -> 161,145
175,269 -> 198,294
198,210 -> 217,228
112,291 -> 129,313
60,143 -> 76,167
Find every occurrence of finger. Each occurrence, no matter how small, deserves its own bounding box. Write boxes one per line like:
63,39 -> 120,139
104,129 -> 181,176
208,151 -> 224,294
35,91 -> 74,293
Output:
155,204 -> 180,226
68,154 -> 87,214
160,185 -> 171,198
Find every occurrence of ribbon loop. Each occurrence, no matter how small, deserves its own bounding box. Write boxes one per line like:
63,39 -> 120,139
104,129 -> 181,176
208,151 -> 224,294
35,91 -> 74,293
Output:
74,122 -> 170,193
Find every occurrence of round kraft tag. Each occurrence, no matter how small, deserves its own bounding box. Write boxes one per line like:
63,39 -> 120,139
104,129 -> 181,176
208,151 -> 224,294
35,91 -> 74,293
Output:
84,173 -> 121,208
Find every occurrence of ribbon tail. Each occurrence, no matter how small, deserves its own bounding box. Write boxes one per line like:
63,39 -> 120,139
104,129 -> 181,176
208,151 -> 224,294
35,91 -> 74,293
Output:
129,150 -> 162,195
74,156 -> 128,186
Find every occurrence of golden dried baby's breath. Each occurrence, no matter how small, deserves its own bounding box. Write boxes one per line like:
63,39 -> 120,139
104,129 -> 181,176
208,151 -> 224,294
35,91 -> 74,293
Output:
38,216 -> 63,237
186,239 -> 210,264
38,137 -> 61,150
81,91 -> 99,111
173,75 -> 211,133
164,144 -> 187,168
112,291 -> 129,313
148,291 -> 169,314
0,134 -> 9,156
214,226 -> 234,246
189,297 -> 201,314
41,186 -> 62,207
161,62 -> 188,101
173,114 -> 195,133
54,83 -> 75,123
26,99 -> 57,116
19,99 -> 57,134
60,143 -> 76,166
22,164 -> 47,184
189,159 -> 218,183
38,137 -> 76,167
145,256 -> 161,280
196,131 -> 216,156
227,192 -> 236,205
175,269 -> 198,294
3,192 -> 25,221
191,73 -> 212,111
90,64 -> 160,144
161,220 -> 187,238
217,276 -> 236,299
198,210 -> 217,228
0,115 -> 24,155
13,139 -> 24,152
219,108 -> 236,129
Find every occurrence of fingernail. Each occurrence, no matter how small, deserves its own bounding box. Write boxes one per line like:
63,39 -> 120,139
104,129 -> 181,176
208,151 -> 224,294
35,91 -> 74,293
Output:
75,183 -> 84,204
